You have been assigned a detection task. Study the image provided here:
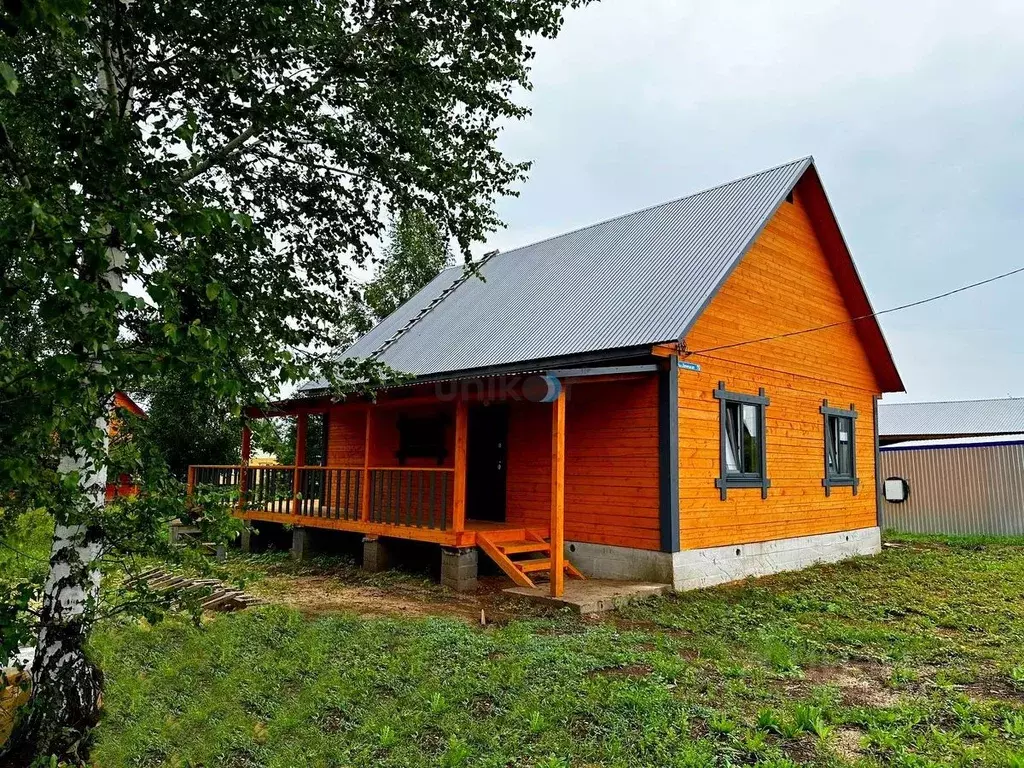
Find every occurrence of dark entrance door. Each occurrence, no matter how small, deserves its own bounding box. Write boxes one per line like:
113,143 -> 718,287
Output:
466,404 -> 508,522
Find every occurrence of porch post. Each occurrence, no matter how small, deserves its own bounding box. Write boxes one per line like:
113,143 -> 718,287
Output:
292,412 -> 308,517
550,388 -> 566,597
452,399 -> 468,532
239,424 -> 252,512
360,408 -> 373,521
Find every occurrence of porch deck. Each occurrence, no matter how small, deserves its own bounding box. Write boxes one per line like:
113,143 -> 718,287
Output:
188,464 -> 549,548
189,385 -> 578,594
243,507 -> 548,549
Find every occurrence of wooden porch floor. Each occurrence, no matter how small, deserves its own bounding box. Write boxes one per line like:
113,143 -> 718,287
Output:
241,505 -> 548,549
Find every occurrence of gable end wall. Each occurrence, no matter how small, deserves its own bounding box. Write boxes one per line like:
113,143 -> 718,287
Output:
677,186 -> 881,550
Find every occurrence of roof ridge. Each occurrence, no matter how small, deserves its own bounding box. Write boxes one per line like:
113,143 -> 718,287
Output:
369,250 -> 502,359
367,156 -> 814,360
488,155 -> 814,261
881,396 -> 1024,407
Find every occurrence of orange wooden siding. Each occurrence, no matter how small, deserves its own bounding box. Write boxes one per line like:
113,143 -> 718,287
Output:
678,187 -> 880,550
326,407 -> 367,467
506,378 -> 661,550
368,405 -> 456,469
326,404 -> 456,469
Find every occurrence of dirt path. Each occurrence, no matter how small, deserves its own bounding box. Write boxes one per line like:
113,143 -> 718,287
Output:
248,572 -> 549,625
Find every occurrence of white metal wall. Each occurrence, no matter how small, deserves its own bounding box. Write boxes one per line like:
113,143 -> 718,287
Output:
879,442 -> 1024,536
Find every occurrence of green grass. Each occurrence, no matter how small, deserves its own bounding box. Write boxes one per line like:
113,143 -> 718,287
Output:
81,534 -> 1024,765
0,507 -> 52,587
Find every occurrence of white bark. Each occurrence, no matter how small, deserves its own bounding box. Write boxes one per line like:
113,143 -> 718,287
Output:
4,30 -> 129,766
31,243 -> 124,671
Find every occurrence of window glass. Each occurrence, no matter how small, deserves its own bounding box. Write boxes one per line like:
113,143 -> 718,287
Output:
725,401 -> 763,477
724,404 -> 739,472
741,403 -> 761,475
826,414 -> 853,479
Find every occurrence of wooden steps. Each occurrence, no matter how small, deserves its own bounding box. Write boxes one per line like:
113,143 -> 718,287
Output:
477,528 -> 584,589
500,541 -> 549,555
518,558 -> 552,573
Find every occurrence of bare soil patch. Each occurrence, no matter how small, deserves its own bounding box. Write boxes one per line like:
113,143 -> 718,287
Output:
588,663 -> 654,679
780,735 -> 818,763
249,572 -> 550,625
796,660 -> 902,708
832,727 -> 867,761
963,677 -> 1024,704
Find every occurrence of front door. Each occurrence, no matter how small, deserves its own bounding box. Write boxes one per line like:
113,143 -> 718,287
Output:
466,404 -> 508,522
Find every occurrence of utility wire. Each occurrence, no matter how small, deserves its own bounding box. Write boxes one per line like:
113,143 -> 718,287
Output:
685,264 -> 1024,356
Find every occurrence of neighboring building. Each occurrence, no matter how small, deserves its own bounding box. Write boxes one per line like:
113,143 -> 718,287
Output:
877,399 -> 1024,536
189,157 -> 904,594
878,397 -> 1024,445
880,436 -> 1024,536
106,391 -> 146,501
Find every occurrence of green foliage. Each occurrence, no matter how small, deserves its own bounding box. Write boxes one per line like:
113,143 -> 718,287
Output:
346,208 -> 455,336
0,0 -> 593,757
134,374 -> 241,480
83,536 -> 1024,766
707,713 -> 736,735
756,707 -> 783,734
792,704 -> 831,739
0,507 -> 53,586
274,413 -> 327,467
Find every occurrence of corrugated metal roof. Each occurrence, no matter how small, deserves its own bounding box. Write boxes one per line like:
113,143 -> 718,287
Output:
879,398 -> 1024,440
882,434 -> 1024,450
325,157 -> 812,382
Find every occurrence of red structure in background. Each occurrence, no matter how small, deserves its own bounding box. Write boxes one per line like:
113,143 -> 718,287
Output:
105,391 -> 146,502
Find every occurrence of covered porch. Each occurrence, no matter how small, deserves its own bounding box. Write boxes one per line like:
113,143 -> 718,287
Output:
189,375 -> 578,594
187,365 -> 662,595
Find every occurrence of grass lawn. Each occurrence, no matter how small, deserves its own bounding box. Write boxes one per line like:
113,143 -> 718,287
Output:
68,535 -> 1024,766
0,508 -> 52,588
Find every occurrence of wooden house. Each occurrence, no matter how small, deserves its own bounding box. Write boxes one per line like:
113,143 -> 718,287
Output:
105,390 -> 146,502
189,157 -> 903,595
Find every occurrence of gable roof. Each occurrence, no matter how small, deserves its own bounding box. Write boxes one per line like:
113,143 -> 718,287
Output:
879,397 -> 1024,442
310,157 -> 902,392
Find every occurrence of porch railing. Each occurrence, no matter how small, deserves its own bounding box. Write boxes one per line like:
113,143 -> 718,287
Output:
368,468 -> 452,530
188,465 -> 456,531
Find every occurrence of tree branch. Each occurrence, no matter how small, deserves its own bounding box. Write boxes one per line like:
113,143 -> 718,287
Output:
252,146 -> 376,184
169,8 -> 387,190
0,120 -> 32,191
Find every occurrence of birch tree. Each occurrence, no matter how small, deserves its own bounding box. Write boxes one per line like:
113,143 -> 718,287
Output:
347,206 -> 454,335
0,0 -> 592,762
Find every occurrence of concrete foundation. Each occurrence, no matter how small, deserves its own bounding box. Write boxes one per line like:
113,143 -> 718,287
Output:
440,547 -> 478,592
291,527 -> 309,561
565,540 -> 674,583
240,527 -> 253,553
670,526 -> 881,591
362,536 -> 391,573
505,580 -> 670,614
564,526 -> 881,592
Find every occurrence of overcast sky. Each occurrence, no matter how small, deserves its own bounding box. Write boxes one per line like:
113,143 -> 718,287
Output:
478,0 -> 1024,404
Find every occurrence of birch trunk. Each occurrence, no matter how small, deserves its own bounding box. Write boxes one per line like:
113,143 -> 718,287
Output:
5,235 -> 125,763
4,447 -> 108,764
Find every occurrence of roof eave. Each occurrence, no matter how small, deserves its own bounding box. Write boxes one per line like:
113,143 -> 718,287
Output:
673,159 -> 904,394
798,164 -> 906,393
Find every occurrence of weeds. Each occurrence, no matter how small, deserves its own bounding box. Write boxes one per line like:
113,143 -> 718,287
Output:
85,533 -> 1024,767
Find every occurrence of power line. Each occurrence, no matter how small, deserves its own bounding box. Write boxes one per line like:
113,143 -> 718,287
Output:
686,264 -> 1024,355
